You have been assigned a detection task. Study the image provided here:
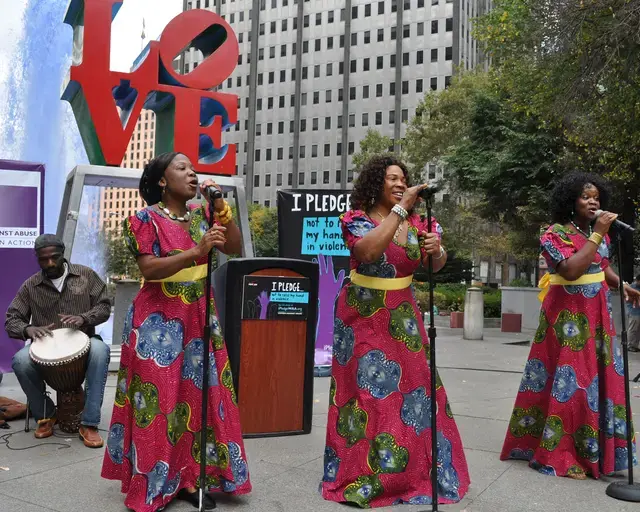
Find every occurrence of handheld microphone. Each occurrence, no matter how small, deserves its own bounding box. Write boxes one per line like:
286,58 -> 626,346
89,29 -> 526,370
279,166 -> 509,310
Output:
594,210 -> 635,232
205,186 -> 223,200
418,184 -> 440,201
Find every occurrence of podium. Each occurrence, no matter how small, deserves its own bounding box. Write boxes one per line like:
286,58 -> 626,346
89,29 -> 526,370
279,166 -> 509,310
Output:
213,258 -> 319,438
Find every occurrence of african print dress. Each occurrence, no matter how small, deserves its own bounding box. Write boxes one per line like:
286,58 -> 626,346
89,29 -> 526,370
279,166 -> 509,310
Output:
101,205 -> 251,512
321,210 -> 470,508
500,224 -> 637,478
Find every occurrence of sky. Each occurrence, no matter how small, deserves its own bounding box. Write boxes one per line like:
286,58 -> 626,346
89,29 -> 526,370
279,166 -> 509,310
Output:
110,0 -> 183,72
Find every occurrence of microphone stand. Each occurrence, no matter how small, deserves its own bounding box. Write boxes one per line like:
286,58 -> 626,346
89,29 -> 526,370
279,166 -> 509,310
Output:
199,197 -> 216,512
418,189 -> 440,511
605,231 -> 640,503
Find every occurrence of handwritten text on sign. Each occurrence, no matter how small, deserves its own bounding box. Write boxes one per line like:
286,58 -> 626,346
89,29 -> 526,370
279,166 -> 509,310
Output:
301,217 -> 349,257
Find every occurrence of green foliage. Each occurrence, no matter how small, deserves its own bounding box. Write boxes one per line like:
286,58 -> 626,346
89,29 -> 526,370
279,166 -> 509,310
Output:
483,291 -> 502,318
352,129 -> 395,172
104,229 -> 141,280
414,283 -> 502,317
248,204 -> 279,257
509,278 -> 533,287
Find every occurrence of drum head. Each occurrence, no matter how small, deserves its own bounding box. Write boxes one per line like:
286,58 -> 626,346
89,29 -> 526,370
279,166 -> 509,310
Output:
29,328 -> 90,364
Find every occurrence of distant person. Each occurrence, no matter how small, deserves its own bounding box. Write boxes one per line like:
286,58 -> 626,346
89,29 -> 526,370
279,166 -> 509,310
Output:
101,153 -> 250,511
627,274 -> 640,352
321,155 -> 470,507
5,234 -> 111,447
501,172 -> 639,479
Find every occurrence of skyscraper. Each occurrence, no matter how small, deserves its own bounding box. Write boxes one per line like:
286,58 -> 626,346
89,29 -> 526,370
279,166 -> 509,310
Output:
184,0 -> 491,206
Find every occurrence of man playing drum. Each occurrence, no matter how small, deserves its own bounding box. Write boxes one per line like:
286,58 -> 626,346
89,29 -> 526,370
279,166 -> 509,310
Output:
5,234 -> 111,448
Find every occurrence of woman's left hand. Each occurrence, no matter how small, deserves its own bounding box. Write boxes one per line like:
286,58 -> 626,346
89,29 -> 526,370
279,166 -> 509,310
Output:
419,232 -> 441,256
199,179 -> 226,212
624,283 -> 640,307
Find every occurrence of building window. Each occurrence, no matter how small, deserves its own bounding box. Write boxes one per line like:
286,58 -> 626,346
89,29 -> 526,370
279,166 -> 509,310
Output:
363,85 -> 370,98
418,22 -> 424,36
403,25 -> 410,38
402,109 -> 408,122
349,114 -> 355,127
265,174 -> 271,187
315,39 -> 321,52
390,83 -> 396,96
389,110 -> 395,124
336,170 -> 342,183
431,77 -> 438,90
402,81 -> 409,94
351,33 -> 357,46
328,10 -> 334,23
325,117 -> 331,129
376,84 -> 383,97
312,145 -> 318,158
446,18 -> 453,32
316,12 -> 322,25
313,117 -> 319,130
403,52 -> 409,66
377,28 -> 384,42
324,144 -> 331,156
445,75 -> 452,87
445,47 -> 453,60
326,90 -> 332,102
351,60 -> 357,72
377,56 -> 383,70
277,174 -> 283,186
431,20 -> 438,34
362,112 -> 369,126
323,171 -> 330,184
299,173 -> 305,185
375,112 -> 382,125
431,48 -> 438,62
378,1 -> 384,14
363,58 -> 370,71
416,79 -> 424,93
390,54 -> 396,68
417,51 -> 424,64
391,26 -> 397,40
254,175 -> 260,187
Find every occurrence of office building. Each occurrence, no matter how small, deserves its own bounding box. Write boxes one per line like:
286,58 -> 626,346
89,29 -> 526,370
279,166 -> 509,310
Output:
184,0 -> 491,205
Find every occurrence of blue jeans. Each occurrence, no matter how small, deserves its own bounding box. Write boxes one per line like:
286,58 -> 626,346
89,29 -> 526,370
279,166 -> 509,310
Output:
12,337 -> 110,427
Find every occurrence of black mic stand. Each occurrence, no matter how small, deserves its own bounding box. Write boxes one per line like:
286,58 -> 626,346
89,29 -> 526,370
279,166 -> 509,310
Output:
417,188 -> 440,511
605,231 -> 640,503
199,196 -> 217,512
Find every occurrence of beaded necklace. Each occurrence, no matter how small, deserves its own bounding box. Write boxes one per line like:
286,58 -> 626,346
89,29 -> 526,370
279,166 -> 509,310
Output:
570,220 -> 592,239
158,201 -> 190,222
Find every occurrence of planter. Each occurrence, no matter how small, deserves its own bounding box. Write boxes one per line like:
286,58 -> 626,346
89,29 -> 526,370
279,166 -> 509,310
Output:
450,311 -> 464,329
502,313 -> 522,333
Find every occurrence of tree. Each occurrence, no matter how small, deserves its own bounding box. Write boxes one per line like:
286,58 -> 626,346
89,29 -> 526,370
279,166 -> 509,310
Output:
104,229 -> 141,280
248,204 -> 279,257
475,0 -> 640,279
351,129 -> 395,172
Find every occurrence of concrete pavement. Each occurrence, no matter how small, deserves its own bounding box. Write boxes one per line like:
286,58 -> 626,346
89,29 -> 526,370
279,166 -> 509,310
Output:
1,327 -> 639,512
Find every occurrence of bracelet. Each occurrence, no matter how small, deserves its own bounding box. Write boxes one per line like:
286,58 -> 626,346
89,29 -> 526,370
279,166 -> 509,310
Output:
391,204 -> 408,220
433,246 -> 446,260
588,232 -> 603,246
214,202 -> 233,225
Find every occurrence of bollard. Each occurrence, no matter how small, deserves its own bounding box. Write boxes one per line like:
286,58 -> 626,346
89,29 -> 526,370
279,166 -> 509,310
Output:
463,287 -> 484,340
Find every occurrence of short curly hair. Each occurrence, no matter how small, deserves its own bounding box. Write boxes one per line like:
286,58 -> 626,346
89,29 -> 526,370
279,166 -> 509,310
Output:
350,154 -> 412,212
550,171 -> 611,224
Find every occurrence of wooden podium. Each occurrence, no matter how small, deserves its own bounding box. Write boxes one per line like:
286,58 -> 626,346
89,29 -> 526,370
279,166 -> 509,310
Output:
213,258 -> 319,438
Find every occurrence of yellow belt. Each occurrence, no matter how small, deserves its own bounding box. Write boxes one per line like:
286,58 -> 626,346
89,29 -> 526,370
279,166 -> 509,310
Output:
537,271 -> 605,302
349,270 -> 413,291
149,264 -> 208,283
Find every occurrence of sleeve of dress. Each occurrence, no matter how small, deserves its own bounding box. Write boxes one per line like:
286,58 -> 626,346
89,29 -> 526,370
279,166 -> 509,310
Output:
540,227 -> 575,269
416,215 -> 443,240
123,210 -> 160,258
339,210 -> 376,250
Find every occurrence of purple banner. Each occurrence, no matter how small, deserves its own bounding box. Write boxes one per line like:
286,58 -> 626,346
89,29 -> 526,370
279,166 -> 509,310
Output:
0,160 -> 44,373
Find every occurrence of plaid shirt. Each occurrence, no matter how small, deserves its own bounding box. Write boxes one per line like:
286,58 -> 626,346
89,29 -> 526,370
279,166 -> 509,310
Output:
5,263 -> 111,340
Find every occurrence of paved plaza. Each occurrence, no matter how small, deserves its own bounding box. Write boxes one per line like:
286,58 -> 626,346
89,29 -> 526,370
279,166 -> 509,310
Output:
1,327 -> 639,512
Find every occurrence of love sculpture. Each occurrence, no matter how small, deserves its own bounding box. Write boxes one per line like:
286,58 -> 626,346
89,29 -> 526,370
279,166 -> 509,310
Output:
62,0 -> 239,175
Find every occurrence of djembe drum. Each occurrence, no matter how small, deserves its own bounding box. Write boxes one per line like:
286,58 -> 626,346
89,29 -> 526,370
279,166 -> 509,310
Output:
29,328 -> 91,433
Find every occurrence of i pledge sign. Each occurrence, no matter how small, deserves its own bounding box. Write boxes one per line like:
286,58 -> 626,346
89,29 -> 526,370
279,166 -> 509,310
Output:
277,190 -> 351,367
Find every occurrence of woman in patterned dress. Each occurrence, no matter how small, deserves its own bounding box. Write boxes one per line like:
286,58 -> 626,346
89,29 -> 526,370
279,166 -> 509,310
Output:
321,155 -> 470,507
101,153 -> 251,511
501,172 -> 638,479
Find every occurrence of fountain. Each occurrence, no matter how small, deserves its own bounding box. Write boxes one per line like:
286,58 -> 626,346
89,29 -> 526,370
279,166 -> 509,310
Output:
0,0 -> 102,272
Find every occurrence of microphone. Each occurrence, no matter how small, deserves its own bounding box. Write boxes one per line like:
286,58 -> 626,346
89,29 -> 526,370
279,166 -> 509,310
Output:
205,185 -> 223,200
594,209 -> 635,232
418,184 -> 440,200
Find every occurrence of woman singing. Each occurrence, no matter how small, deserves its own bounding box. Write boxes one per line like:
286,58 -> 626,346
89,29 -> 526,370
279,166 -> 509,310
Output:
501,171 -> 638,479
321,155 -> 470,507
102,153 -> 251,511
